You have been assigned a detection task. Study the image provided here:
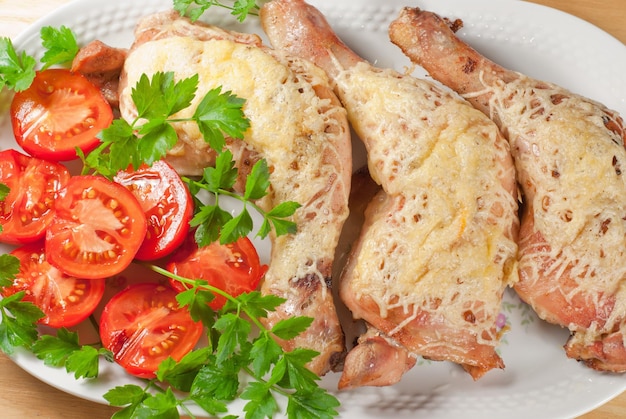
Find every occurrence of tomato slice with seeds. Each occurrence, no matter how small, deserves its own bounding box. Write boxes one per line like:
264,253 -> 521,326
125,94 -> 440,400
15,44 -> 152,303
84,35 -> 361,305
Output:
113,160 -> 193,261
45,175 -> 147,279
167,235 -> 267,310
4,243 -> 105,328
10,68 -> 113,161
0,149 -> 70,244
99,282 -> 203,379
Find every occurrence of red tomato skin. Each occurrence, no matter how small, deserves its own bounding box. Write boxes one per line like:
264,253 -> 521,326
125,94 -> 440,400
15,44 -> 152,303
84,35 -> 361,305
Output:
45,175 -> 147,279
0,149 -> 70,244
99,282 -> 203,379
167,235 -> 267,310
10,69 -> 113,161
113,160 -> 193,261
4,242 -> 105,328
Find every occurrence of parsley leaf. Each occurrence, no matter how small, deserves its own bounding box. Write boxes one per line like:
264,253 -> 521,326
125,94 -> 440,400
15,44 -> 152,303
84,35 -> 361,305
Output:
40,25 -> 79,69
0,292 -> 44,354
241,381 -> 279,419
31,328 -> 112,379
271,316 -> 314,341
202,150 -> 239,191
157,347 -> 211,392
65,345 -> 108,379
0,182 -> 8,201
193,86 -> 250,152
0,37 -> 36,91
190,203 -> 233,246
220,208 -> 254,244
132,72 -> 198,120
132,387 -> 180,418
0,253 -> 19,288
244,159 -> 270,201
136,119 -> 179,166
104,384 -> 148,407
286,387 -> 341,419
31,328 -> 81,367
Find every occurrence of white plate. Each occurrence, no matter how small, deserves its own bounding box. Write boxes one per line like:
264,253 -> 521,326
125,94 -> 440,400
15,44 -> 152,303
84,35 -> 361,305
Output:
2,0 -> 626,418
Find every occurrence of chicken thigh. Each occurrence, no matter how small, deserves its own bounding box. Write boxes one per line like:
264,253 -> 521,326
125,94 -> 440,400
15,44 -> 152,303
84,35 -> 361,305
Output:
261,0 -> 519,385
118,11 -> 352,375
389,7 -> 626,371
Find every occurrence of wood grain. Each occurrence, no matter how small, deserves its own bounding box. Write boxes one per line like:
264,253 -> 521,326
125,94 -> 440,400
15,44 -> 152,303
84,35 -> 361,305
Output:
0,0 -> 624,418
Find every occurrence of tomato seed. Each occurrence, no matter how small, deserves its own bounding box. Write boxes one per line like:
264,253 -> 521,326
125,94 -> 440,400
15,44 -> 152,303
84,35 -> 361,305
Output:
108,199 -> 119,210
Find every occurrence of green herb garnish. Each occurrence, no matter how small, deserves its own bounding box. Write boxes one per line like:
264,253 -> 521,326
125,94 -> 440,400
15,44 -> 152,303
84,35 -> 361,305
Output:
84,71 -> 299,244
0,25 -> 79,91
173,0 -> 262,23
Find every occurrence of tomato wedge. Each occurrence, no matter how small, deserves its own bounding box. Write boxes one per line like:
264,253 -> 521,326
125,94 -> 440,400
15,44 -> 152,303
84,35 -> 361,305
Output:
99,282 -> 203,379
3,243 -> 105,328
113,160 -> 193,261
0,149 -> 70,244
45,175 -> 147,279
167,235 -> 267,310
10,68 -> 113,161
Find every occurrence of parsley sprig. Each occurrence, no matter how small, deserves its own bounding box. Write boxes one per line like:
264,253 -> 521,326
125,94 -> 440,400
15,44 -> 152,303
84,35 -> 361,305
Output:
84,71 -> 300,244
96,265 -> 340,419
173,0 -> 262,23
0,255 -> 43,355
185,151 -> 300,245
0,25 -> 78,91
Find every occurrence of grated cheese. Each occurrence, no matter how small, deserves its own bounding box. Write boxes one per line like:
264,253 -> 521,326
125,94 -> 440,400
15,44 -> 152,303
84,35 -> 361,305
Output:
337,63 -> 519,352
472,73 -> 626,348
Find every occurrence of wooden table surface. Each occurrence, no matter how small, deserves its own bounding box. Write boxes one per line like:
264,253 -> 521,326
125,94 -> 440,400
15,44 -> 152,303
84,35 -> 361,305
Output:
1,0 -> 626,418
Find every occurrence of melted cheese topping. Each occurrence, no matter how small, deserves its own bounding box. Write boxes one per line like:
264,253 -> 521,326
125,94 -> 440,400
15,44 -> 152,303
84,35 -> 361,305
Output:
476,73 -> 626,342
337,63 -> 518,341
120,37 -> 351,290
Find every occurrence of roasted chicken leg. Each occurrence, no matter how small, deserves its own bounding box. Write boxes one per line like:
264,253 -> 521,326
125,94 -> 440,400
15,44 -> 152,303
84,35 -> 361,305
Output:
261,0 -> 519,386
118,11 -> 352,375
389,7 -> 626,371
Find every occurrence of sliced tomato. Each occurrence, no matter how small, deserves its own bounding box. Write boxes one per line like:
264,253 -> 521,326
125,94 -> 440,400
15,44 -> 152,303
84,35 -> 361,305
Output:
99,282 -> 203,379
4,243 -> 105,328
113,160 -> 193,261
167,235 -> 267,310
10,68 -> 113,161
0,149 -> 70,244
45,175 -> 147,279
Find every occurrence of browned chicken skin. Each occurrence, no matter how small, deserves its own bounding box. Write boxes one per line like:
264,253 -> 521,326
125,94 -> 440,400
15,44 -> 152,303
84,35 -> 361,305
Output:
389,7 -> 626,372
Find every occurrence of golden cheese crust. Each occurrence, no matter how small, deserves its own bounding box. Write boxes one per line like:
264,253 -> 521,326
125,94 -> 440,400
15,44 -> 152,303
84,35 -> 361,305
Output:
337,63 -> 519,376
